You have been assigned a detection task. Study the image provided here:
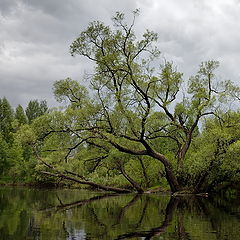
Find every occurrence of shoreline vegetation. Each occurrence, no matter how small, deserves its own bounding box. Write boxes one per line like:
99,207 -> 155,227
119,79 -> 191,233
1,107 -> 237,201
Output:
0,181 -> 239,198
0,11 -> 240,195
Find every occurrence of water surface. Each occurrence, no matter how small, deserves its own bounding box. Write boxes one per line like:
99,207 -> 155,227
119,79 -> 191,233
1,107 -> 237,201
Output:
0,187 -> 239,239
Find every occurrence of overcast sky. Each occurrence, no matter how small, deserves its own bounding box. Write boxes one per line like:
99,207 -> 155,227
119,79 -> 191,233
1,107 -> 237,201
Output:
1,0 -> 240,108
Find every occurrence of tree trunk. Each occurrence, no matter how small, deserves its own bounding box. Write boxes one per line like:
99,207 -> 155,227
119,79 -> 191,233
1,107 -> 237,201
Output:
120,166 -> 144,193
149,151 -> 181,192
138,157 -> 150,187
177,134 -> 192,170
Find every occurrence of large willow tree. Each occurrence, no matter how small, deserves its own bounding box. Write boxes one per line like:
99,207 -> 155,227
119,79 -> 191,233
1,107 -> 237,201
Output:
36,11 -> 238,193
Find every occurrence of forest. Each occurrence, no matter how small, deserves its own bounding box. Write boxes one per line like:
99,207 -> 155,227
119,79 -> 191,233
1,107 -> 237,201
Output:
1,11 -> 240,195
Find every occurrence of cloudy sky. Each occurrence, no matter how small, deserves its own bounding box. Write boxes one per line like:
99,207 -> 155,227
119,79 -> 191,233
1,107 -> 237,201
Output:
1,0 -> 240,108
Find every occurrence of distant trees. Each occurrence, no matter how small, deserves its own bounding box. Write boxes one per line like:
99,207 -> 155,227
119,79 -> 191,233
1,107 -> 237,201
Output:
0,134 -> 10,175
0,97 -> 14,142
0,97 -> 48,182
15,105 -> 27,125
26,100 -> 48,123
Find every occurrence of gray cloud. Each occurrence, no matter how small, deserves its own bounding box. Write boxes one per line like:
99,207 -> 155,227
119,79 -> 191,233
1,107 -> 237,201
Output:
0,0 -> 240,108
0,0 -> 18,16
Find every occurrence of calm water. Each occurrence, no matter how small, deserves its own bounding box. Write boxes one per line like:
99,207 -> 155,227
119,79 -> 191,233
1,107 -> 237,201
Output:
0,187 -> 239,240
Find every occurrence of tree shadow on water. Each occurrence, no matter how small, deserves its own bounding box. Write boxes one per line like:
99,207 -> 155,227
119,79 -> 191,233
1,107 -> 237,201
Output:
39,193 -> 239,240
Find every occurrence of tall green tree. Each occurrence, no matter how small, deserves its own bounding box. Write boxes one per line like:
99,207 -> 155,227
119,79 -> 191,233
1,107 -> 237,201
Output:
0,97 -> 14,142
0,98 -> 14,178
25,100 -> 48,123
15,104 -> 27,125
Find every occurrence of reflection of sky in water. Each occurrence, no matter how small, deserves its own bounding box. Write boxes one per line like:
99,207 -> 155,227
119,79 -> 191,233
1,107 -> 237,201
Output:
67,229 -> 86,240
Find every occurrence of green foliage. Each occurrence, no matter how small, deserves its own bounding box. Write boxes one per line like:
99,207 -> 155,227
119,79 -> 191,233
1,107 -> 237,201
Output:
53,78 -> 88,108
185,111 -> 240,191
25,99 -> 48,123
0,97 -> 14,142
15,104 -> 27,125
0,97 -> 44,183
0,133 -> 11,175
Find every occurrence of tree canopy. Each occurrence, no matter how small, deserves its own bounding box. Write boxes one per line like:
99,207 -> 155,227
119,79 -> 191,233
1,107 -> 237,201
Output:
29,11 -> 240,193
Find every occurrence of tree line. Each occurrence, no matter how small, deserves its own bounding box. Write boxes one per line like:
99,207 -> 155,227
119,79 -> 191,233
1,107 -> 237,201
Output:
0,98 -> 47,182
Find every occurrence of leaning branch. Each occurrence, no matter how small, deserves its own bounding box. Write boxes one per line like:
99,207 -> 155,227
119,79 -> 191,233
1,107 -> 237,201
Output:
41,171 -> 132,194
108,139 -> 148,155
35,150 -> 131,194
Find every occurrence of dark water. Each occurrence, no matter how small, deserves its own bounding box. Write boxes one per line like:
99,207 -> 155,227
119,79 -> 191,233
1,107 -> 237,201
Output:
0,187 -> 239,240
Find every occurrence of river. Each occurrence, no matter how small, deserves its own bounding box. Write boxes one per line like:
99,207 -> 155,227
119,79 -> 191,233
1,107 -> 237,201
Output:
0,187 -> 239,239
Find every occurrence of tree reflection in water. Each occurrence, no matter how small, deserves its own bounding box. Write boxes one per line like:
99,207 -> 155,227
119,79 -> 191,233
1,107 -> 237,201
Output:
115,197 -> 179,239
0,187 -> 239,240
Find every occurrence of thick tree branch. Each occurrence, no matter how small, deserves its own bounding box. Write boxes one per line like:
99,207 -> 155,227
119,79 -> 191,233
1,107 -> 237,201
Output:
40,171 -> 132,193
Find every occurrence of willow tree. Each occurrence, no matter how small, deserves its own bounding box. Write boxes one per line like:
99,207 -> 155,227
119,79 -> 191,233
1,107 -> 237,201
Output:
39,11 -> 235,193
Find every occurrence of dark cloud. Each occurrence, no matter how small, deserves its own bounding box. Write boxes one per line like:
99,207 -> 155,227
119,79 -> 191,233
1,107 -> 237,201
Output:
0,0 -> 18,16
0,0 -> 240,109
